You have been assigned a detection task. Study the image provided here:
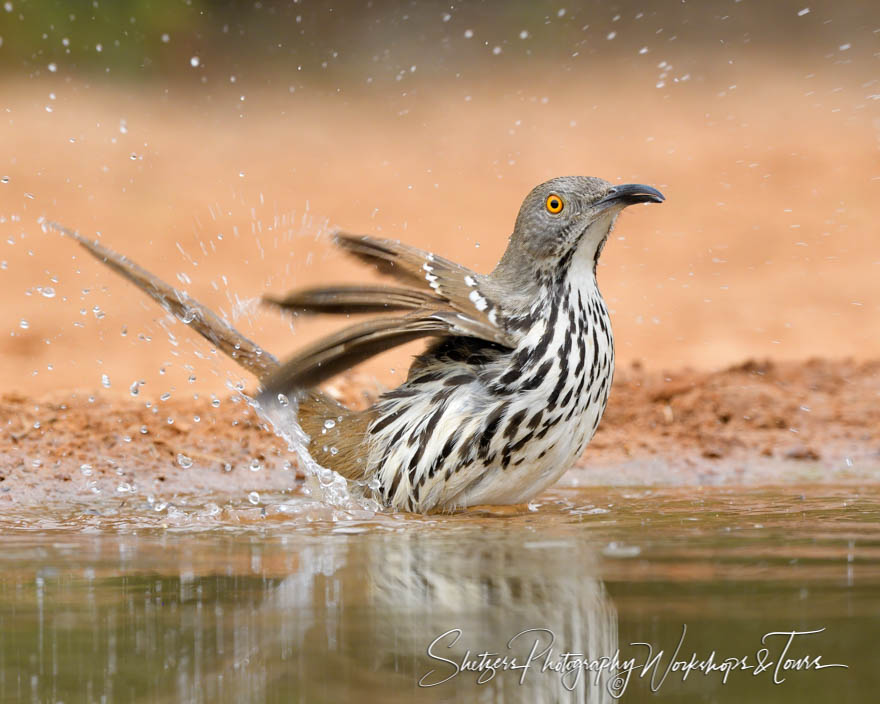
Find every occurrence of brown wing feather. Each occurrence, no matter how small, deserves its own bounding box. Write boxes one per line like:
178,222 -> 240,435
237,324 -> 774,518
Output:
259,314 -> 457,397
51,223 -> 280,379
264,285 -> 439,316
334,232 -> 518,347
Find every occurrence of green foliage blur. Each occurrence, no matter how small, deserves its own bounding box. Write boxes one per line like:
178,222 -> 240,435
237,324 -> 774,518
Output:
1,0 -> 876,81
0,0 -> 200,76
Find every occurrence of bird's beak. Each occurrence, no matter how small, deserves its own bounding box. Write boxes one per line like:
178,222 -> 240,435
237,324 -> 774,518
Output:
596,183 -> 665,209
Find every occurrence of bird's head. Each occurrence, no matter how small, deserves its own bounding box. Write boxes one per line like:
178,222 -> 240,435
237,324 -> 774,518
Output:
501,175 -> 664,275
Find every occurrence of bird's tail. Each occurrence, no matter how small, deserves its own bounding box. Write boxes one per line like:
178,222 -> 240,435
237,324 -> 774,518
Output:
48,222 -> 281,380
49,222 -> 370,479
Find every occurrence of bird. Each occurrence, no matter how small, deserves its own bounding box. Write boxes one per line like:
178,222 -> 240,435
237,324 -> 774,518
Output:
53,176 -> 664,513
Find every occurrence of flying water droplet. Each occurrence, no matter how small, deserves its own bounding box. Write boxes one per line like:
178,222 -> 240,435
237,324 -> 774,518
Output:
247,491 -> 260,505
177,453 -> 193,469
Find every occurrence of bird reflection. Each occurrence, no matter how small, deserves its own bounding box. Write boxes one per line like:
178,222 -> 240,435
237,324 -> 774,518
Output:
263,525 -> 618,703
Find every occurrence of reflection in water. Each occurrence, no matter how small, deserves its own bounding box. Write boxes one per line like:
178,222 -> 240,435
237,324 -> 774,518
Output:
0,485 -> 877,703
0,526 -> 614,703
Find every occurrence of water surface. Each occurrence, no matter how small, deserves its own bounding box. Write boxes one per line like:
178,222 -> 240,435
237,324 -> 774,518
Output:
1,485 -> 877,702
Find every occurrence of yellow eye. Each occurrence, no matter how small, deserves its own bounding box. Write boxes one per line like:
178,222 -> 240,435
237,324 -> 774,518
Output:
546,194 -> 564,214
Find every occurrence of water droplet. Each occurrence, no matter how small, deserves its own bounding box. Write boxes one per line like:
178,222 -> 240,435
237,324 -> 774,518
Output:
249,459 -> 262,472
602,541 -> 641,558
323,419 -> 336,430
161,33 -> 170,43
80,463 -> 93,476
41,287 -> 55,298
190,56 -> 200,68
117,482 -> 132,494
101,373 -> 111,388
276,393 -> 289,407
47,62 -> 57,72
247,491 -> 260,505
19,319 -> 29,329
129,380 -> 141,396
160,392 -> 171,401
177,453 -> 193,469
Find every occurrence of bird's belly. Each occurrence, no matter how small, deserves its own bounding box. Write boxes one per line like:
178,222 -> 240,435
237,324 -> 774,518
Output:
451,388 -> 608,507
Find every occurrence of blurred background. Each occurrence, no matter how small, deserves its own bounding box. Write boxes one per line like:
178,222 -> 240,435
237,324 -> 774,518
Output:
1,0 -> 878,397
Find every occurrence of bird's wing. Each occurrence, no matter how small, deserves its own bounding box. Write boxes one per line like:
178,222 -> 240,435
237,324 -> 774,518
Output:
51,223 -> 280,379
264,284 -> 439,316
333,232 -> 518,347
259,310 -> 503,397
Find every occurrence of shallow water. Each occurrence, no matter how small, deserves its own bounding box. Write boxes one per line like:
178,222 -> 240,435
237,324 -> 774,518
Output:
1,485 -> 877,703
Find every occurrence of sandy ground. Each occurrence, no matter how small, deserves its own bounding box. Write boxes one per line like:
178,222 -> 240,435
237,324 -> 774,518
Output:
1,65 -> 878,504
2,358 -> 878,504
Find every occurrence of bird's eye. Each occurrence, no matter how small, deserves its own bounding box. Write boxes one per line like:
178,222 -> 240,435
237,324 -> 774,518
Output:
545,194 -> 564,214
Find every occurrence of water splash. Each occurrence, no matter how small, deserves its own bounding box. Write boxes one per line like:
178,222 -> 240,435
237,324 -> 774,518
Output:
251,393 -> 380,518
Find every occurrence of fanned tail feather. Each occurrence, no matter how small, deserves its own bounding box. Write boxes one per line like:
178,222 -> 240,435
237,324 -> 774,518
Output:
50,222 -> 280,379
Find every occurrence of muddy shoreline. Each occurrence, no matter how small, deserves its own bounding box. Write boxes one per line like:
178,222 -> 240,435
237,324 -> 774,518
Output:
2,358 -> 877,506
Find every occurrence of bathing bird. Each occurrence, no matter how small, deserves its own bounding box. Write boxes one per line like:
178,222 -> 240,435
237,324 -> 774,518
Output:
55,176 -> 664,512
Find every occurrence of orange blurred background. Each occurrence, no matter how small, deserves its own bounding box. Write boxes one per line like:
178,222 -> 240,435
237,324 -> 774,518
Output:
1,1 -> 878,398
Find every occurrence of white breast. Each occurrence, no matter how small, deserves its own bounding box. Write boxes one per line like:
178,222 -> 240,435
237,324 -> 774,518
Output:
367,247 -> 614,513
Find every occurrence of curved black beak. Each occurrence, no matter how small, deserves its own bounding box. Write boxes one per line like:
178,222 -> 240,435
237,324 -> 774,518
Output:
597,183 -> 665,208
